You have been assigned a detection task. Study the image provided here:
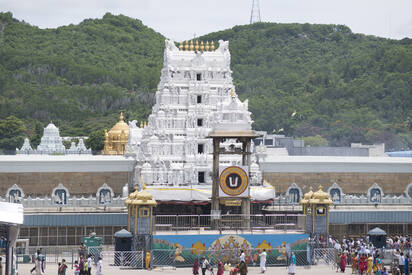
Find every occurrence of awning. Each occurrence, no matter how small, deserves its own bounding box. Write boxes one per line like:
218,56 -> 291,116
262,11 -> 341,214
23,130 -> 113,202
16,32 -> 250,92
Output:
145,184 -> 275,203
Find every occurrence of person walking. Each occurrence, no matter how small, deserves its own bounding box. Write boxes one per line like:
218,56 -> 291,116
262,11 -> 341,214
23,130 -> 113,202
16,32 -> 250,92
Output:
217,261 -> 224,275
405,255 -> 409,275
239,260 -> 248,275
74,260 -> 80,275
201,257 -> 210,275
87,255 -> 92,275
193,259 -> 199,275
367,254 -> 373,275
376,255 -> 382,275
399,253 -> 405,275
288,252 -> 296,275
31,250 -> 39,274
96,257 -> 102,275
240,250 -> 245,263
58,259 -> 68,275
259,249 -> 267,273
340,252 -> 347,272
79,256 -> 85,275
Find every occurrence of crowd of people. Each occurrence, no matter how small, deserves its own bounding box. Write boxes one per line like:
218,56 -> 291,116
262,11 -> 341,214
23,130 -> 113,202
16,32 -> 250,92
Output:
330,235 -> 411,275
28,243 -> 103,275
191,249 -> 290,275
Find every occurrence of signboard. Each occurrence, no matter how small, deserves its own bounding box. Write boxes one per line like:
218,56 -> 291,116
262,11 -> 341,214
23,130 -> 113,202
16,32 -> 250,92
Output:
219,166 -> 249,198
221,199 -> 242,206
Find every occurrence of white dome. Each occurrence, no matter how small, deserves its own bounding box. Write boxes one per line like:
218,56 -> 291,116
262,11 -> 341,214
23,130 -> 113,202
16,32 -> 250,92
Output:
45,123 -> 58,129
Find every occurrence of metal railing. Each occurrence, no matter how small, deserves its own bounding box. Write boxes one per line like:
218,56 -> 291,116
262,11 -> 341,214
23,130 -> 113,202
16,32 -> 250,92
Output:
18,246 -> 337,269
154,214 -> 305,232
151,248 -> 338,268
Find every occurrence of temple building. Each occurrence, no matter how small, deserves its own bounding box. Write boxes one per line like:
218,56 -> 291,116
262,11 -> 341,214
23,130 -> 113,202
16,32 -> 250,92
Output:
2,39 -> 412,245
125,39 -> 272,212
16,122 -> 91,155
102,113 -> 130,155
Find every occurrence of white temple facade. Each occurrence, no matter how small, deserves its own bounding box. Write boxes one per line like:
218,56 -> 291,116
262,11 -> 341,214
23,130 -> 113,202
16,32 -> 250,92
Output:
126,39 -> 270,202
16,123 -> 91,155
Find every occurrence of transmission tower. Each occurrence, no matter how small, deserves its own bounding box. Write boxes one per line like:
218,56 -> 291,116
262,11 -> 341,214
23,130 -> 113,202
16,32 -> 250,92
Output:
250,0 -> 262,24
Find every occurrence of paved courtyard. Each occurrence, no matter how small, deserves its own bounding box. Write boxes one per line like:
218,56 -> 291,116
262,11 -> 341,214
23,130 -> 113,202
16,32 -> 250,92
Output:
17,263 -> 341,275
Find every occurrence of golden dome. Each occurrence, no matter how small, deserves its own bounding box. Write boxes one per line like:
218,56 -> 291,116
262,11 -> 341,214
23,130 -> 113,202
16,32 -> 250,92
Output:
125,187 -> 157,206
311,185 -> 333,205
102,112 -> 130,155
300,186 -> 314,205
304,186 -> 314,200
108,112 -> 129,136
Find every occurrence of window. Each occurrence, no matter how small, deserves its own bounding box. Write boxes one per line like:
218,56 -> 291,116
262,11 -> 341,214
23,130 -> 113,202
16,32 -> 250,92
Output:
197,95 -> 202,103
139,207 -> 150,218
198,172 -> 205,183
198,144 -> 204,154
197,118 -> 203,127
196,73 -> 202,81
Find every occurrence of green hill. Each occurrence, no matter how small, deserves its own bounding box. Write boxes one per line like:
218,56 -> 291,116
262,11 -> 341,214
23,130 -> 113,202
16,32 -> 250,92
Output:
0,12 -> 411,152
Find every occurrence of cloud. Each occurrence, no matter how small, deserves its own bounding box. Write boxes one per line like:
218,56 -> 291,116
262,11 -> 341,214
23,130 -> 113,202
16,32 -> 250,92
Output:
0,0 -> 411,40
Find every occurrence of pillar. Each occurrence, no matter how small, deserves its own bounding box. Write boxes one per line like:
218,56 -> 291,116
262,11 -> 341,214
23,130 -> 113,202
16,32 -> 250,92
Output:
211,138 -> 220,212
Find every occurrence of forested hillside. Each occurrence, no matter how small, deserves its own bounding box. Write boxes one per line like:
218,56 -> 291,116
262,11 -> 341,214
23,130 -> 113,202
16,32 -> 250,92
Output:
0,12 -> 411,153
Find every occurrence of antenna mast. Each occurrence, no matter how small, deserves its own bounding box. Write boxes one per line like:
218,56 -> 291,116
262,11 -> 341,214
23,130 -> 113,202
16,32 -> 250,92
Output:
250,0 -> 262,24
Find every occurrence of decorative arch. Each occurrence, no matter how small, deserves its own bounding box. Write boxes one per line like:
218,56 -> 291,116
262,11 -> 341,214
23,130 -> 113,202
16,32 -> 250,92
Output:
286,183 -> 302,204
51,183 -> 70,205
405,182 -> 412,200
328,183 -> 343,204
367,183 -> 383,203
6,184 -> 24,203
96,183 -> 114,205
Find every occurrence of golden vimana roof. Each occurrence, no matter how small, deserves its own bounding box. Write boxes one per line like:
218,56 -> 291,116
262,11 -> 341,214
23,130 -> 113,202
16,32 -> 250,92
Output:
300,185 -> 333,205
125,187 -> 157,206
108,112 -> 129,136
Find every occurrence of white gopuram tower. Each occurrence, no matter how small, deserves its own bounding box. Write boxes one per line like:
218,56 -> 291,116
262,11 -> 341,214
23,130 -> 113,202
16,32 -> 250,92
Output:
127,39 -> 267,202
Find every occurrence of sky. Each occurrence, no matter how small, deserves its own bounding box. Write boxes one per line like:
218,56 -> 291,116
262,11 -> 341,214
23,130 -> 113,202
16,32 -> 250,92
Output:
1,0 -> 412,41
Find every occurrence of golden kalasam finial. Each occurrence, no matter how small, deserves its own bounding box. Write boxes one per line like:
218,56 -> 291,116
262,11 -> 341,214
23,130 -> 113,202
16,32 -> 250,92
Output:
189,40 -> 194,51
205,41 -> 210,51
144,121 -> 147,127
195,40 -> 199,51
230,88 -> 235,97
319,185 -> 323,191
140,121 -> 143,128
120,112 -> 124,121
200,41 -> 204,51
211,41 -> 215,51
179,42 -> 183,51
184,40 -> 189,51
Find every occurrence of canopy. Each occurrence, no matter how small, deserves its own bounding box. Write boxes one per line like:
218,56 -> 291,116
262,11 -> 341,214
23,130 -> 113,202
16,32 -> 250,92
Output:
114,229 -> 133,238
144,184 -> 274,203
0,202 -> 24,225
367,227 -> 387,236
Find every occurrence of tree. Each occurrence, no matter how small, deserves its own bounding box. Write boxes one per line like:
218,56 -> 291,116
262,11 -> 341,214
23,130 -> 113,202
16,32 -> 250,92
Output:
0,116 -> 27,154
303,135 -> 329,147
85,129 -> 105,153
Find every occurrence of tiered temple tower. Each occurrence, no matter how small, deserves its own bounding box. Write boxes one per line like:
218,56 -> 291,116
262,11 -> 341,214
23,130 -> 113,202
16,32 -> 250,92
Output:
126,39 -> 262,189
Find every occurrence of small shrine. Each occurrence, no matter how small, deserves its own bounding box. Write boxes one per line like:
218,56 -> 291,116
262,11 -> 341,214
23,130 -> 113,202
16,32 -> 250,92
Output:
16,123 -> 91,155
300,185 -> 333,235
125,186 -> 157,252
102,112 -> 129,155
